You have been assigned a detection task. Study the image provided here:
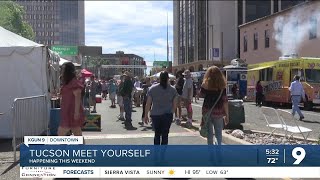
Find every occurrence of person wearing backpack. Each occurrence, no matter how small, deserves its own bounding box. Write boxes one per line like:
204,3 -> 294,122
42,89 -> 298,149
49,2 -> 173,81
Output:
199,66 -> 229,145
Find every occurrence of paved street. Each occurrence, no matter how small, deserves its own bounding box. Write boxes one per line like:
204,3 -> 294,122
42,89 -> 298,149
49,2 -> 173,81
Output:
0,98 -> 318,180
191,99 -> 320,140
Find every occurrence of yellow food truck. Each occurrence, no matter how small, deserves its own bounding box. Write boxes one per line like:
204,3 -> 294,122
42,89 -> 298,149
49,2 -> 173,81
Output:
247,57 -> 320,110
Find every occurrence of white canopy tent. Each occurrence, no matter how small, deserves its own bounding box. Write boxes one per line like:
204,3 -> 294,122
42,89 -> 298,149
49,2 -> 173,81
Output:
0,27 -> 49,138
58,57 -> 81,67
152,72 -> 176,79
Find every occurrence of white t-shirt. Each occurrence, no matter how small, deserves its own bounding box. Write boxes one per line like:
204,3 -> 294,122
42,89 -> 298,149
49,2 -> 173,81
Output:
182,78 -> 193,99
134,81 -> 141,88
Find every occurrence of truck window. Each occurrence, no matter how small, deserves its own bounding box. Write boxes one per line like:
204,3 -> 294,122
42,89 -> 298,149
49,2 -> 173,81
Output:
305,69 -> 320,83
291,69 -> 305,82
259,68 -> 273,81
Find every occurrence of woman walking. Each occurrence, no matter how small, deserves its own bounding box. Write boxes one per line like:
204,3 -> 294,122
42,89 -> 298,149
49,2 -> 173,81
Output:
174,70 -> 184,124
256,80 -> 263,107
144,71 -> 178,145
200,66 -> 229,145
58,62 -> 85,136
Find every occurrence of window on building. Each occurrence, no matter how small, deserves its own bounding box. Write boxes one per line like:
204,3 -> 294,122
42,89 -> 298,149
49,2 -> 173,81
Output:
265,29 -> 270,48
254,32 -> 258,50
243,34 -> 247,52
309,17 -> 317,39
33,14 -> 36,19
51,32 -> 54,36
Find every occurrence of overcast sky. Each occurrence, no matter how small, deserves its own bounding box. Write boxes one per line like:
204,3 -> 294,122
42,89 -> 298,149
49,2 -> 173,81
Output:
85,1 -> 173,72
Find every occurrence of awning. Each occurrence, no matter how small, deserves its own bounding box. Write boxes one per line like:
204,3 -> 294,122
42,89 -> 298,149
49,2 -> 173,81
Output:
81,69 -> 93,77
248,66 -> 273,71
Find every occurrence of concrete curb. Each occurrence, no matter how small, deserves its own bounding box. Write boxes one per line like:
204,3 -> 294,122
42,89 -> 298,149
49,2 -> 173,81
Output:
251,129 -> 318,143
222,131 -> 253,145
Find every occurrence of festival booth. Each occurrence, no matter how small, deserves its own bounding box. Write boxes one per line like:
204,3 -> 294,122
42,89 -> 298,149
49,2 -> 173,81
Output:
0,27 -> 52,139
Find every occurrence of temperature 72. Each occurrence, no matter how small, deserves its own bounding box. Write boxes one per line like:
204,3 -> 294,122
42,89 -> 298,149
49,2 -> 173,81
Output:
267,157 -> 278,164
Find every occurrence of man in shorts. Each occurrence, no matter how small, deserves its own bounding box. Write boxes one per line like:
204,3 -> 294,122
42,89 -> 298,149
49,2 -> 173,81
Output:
181,70 -> 193,127
108,79 -> 117,108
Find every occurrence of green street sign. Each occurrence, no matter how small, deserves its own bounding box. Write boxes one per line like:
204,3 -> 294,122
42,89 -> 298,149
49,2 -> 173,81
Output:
153,61 -> 172,67
51,46 -> 78,56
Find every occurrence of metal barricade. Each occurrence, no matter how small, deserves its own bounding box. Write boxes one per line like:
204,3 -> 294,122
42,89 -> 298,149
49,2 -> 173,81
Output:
12,95 -> 49,162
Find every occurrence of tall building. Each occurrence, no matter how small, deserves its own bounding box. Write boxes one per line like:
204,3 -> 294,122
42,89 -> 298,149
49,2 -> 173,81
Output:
173,0 -> 307,73
16,0 -> 85,46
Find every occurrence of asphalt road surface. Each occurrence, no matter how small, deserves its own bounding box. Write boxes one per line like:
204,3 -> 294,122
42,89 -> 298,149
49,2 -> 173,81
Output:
191,99 -> 320,140
0,98 -> 318,180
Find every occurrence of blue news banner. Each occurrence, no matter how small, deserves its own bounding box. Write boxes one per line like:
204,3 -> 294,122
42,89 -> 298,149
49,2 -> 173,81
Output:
20,145 -> 320,167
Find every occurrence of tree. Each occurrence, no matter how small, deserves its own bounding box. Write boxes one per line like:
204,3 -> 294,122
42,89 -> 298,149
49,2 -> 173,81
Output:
87,57 -> 109,68
0,1 -> 35,40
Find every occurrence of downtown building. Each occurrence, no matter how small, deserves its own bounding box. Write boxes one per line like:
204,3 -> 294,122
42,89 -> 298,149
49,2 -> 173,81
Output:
86,51 -> 146,79
173,0 -> 306,73
16,0 -> 85,46
240,0 -> 320,64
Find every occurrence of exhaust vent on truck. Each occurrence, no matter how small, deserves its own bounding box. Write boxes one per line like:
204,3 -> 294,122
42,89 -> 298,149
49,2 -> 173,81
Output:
279,54 -> 298,60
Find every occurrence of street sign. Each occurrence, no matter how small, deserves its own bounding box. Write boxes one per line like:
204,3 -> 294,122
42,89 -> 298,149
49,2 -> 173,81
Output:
153,61 -> 172,67
51,46 -> 78,56
213,48 -> 219,58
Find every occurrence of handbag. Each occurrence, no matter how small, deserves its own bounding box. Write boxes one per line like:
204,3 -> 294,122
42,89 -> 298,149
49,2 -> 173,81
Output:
200,90 -> 223,138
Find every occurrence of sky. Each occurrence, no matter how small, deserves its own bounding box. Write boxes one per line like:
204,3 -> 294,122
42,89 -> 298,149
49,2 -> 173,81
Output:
85,1 -> 173,72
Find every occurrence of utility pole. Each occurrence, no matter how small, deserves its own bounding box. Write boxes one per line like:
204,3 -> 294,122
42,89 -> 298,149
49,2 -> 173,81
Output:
167,12 -> 169,68
221,31 -> 224,66
210,24 -> 214,61
170,47 -> 173,62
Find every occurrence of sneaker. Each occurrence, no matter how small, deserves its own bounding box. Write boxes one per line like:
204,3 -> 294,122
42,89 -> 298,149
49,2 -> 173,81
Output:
91,110 -> 97,113
138,122 -> 144,126
175,119 -> 181,125
186,121 -> 192,128
299,116 -> 305,121
125,122 -> 136,130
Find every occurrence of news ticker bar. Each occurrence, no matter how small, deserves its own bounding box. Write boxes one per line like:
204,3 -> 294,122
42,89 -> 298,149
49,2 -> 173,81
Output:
20,144 -> 320,167
20,167 -> 320,178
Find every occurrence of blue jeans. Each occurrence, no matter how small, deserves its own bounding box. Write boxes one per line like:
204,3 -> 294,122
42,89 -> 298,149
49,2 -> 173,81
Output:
207,117 -> 224,145
291,95 -> 304,118
151,113 -> 173,145
123,97 -> 132,123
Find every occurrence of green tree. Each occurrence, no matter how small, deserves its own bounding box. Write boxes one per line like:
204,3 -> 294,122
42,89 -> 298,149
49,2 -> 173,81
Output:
0,1 -> 35,40
87,57 -> 109,68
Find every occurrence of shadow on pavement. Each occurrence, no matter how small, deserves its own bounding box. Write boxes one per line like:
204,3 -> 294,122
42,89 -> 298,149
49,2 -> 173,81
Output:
180,122 -> 199,131
301,119 -> 320,124
1,160 -> 19,176
0,139 -> 13,152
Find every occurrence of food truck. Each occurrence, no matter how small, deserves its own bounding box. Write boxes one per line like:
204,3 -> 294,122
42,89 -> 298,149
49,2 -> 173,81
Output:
247,57 -> 320,110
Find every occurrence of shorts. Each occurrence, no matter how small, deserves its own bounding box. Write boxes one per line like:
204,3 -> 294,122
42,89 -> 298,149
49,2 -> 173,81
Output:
117,95 -> 123,106
182,98 -> 192,112
90,94 -> 96,104
109,92 -> 116,100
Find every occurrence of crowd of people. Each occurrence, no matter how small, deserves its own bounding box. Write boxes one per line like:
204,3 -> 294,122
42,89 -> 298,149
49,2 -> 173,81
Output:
56,62 -> 307,145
